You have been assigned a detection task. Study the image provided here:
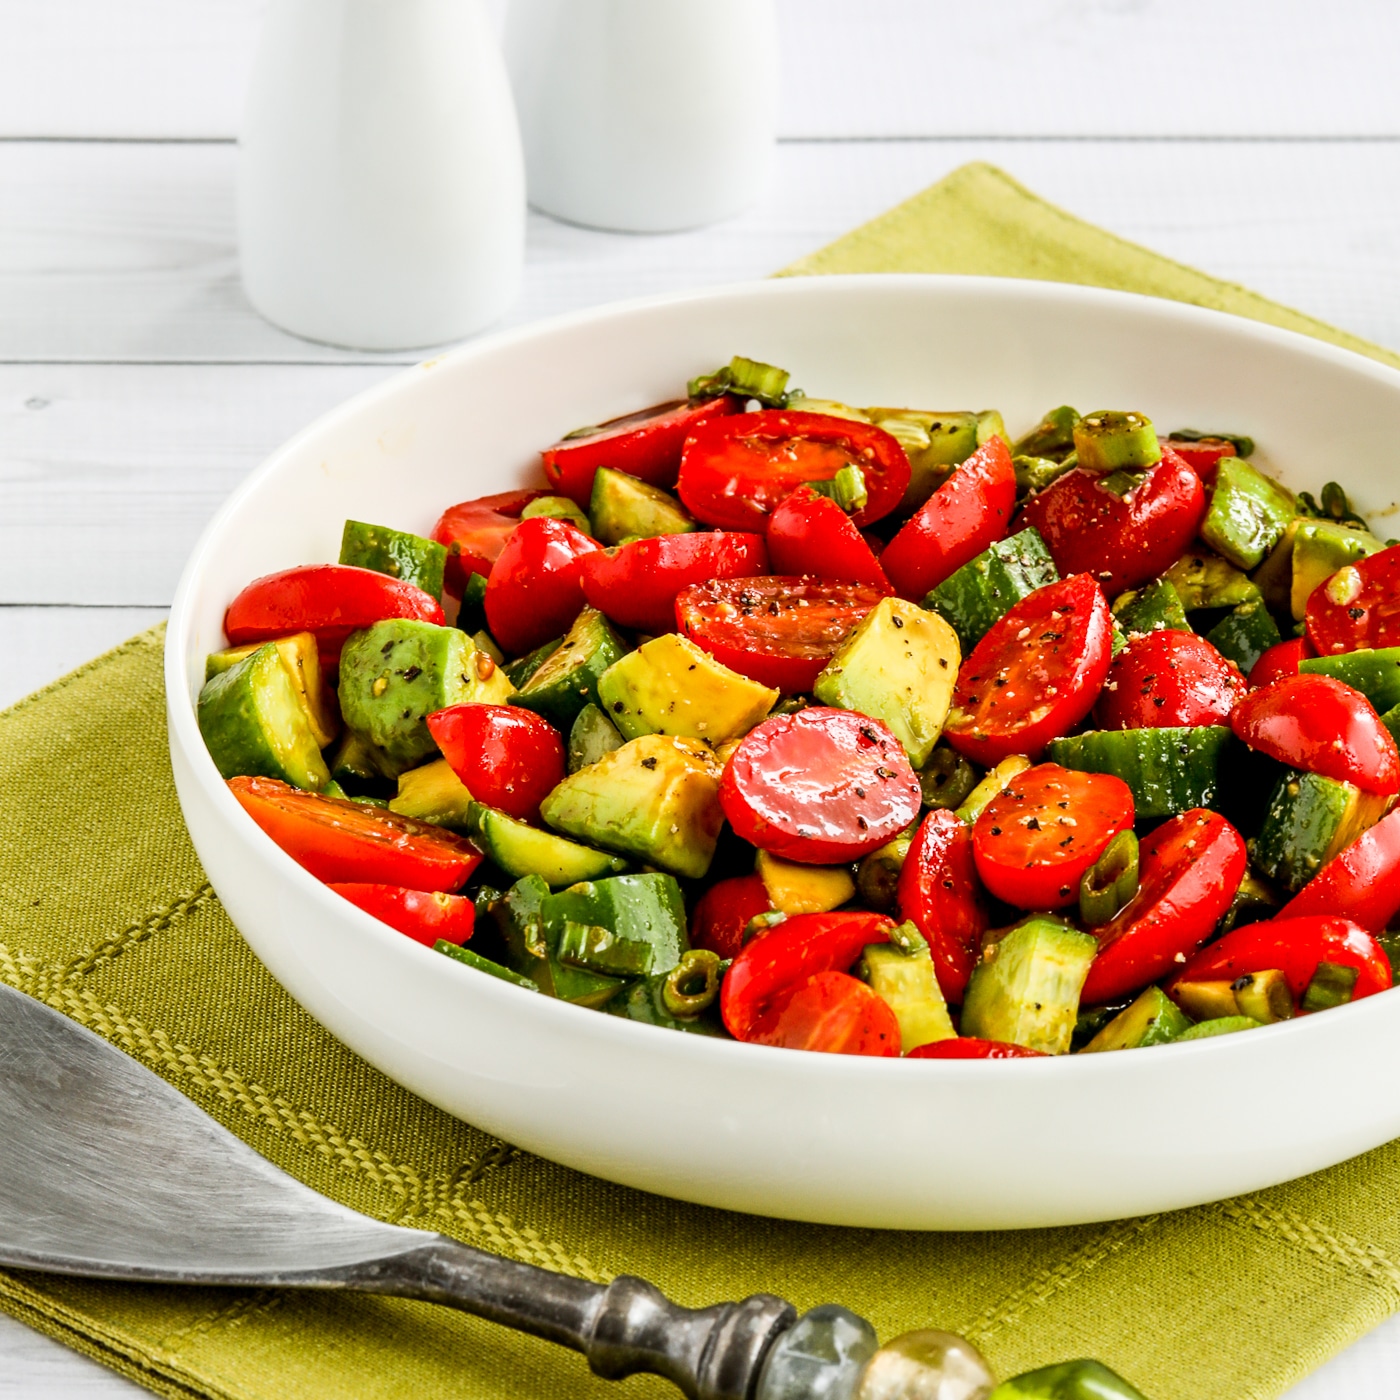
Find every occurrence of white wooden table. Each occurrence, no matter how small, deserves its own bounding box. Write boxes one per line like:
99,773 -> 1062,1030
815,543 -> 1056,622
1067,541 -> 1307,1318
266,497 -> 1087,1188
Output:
5,0 -> 1400,1393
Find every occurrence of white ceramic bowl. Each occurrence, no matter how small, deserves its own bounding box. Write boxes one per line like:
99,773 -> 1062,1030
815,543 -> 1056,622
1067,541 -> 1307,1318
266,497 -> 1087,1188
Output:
167,275 -> 1400,1230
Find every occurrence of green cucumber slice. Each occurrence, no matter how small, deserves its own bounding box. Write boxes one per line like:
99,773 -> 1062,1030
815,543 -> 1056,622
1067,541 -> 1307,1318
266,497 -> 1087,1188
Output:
1252,768 -> 1389,892
1300,647 -> 1400,713
568,702 -> 625,773
589,467 -> 695,545
1205,597 -> 1281,676
1111,578 -> 1189,636
339,519 -> 447,600
1047,726 -> 1232,818
511,607 -> 626,729
468,802 -> 628,887
924,527 -> 1059,650
1081,987 -> 1192,1052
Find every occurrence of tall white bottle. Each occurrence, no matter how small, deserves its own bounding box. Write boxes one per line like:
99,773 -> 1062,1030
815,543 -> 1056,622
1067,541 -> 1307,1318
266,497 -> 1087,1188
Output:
505,0 -> 779,233
240,0 -> 525,351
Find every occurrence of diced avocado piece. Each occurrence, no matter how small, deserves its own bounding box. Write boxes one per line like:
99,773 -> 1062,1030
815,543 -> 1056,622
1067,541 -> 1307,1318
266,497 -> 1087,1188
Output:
568,702 -> 625,773
541,873 -> 688,977
1047,727 -> 1232,819
960,916 -> 1098,1054
755,849 -> 855,915
1013,454 -> 1073,496
339,619 -> 512,768
1072,410 -> 1159,472
598,633 -> 776,744
519,495 -> 593,535
865,409 -> 980,513
1111,578 -> 1189,637
504,637 -> 562,689
197,643 -> 331,791
511,607 -> 626,730
1174,1016 -> 1264,1041
1200,456 -> 1296,570
539,734 -> 724,879
988,1358 -> 1150,1400
608,971 -> 730,1036
329,729 -> 397,787
1172,968 -> 1293,1025
389,757 -> 474,829
206,630 -> 340,748
813,598 -> 960,768
918,746 -> 981,811
1081,987 -> 1192,1052
1206,598 -> 1281,676
339,519 -> 447,600
468,802 -> 628,887
924,527 -> 1059,651
1012,405 -> 1080,462
860,932 -> 956,1053
956,755 -> 1034,824
1301,647 -> 1400,712
855,829 -> 914,913
1251,768 -> 1389,892
1163,550 -> 1260,610
1252,518 -> 1299,612
434,940 -> 539,992
588,467 -> 696,546
1290,518 -> 1387,619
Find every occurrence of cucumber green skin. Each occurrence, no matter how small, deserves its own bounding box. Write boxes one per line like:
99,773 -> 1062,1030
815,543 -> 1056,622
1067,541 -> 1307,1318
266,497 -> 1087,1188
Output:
1206,597 -> 1282,676
1163,551 -> 1259,610
1111,578 -> 1189,636
1252,769 -> 1357,893
434,940 -> 539,991
606,978 -> 730,1036
469,803 -> 628,887
1381,701 -> 1400,750
1174,1016 -> 1264,1042
588,467 -> 695,546
197,644 -> 329,791
505,637 -> 562,689
339,519 -> 447,600
988,1358 -> 1149,1400
568,703 -> 625,773
1082,987 -> 1192,1052
512,608 -> 626,729
1199,456 -> 1296,570
540,873 -> 688,978
924,527 -> 1059,650
1047,727 -> 1232,819
1301,647 -> 1400,713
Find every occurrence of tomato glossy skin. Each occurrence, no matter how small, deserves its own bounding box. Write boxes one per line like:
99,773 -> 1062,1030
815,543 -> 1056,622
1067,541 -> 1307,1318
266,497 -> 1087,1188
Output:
328,884 -> 476,947
765,487 -> 892,591
227,776 -> 482,891
972,764 -> 1134,910
484,516 -> 599,655
880,436 -> 1017,601
426,704 -> 565,823
720,708 -> 922,864
541,397 -> 739,505
1095,630 -> 1246,730
1173,914 -> 1391,1006
752,971 -> 901,1055
677,410 -> 911,530
1249,636 -> 1314,689
1016,447 -> 1206,596
1160,437 -> 1237,478
895,808 -> 988,1004
224,564 -> 444,671
431,489 -> 547,596
943,574 -> 1114,765
690,874 -> 774,961
907,1038 -> 1046,1060
1305,543 -> 1400,655
1230,673 -> 1400,795
1080,809 -> 1246,1004
676,576 -> 887,691
578,531 -> 769,634
1279,807 -> 1400,932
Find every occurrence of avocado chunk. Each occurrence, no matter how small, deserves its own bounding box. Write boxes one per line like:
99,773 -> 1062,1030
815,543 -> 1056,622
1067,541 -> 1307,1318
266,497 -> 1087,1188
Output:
539,734 -> 725,879
1110,578 -> 1189,637
755,849 -> 855,915
511,607 -> 626,730
597,633 -> 777,744
339,618 -> 513,769
389,757 -> 474,829
206,630 -> 339,749
1251,768 -> 1389,892
1200,456 -> 1296,570
519,495 -> 592,535
813,597 -> 960,768
1163,549 -> 1259,610
468,802 -> 629,887
1290,518 -> 1386,619
1301,647 -> 1400,712
1072,410 -> 1160,472
1081,986 -> 1192,1052
541,873 -> 688,978
568,702 -> 625,773
860,930 -> 956,1053
924,527 -> 1059,651
339,519 -> 447,600
1012,405 -> 1079,462
197,643 -> 331,792
434,940 -> 539,992
1205,597 -> 1281,676
959,916 -> 1097,1054
589,467 -> 696,545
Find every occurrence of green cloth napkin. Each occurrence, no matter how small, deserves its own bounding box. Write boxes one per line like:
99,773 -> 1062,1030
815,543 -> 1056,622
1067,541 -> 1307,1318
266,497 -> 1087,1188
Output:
4,162 -> 1400,1400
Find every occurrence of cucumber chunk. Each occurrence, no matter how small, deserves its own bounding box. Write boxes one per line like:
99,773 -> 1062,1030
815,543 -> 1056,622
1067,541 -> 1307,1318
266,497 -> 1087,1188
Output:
1081,987 -> 1192,1052
860,937 -> 956,1053
1251,768 -> 1389,892
1199,456 -> 1296,570
468,802 -> 629,887
519,495 -> 593,535
339,519 -> 447,600
328,730 -> 396,789
206,630 -> 339,748
589,467 -> 696,545
924,527 -> 1059,651
434,940 -> 539,991
1110,578 -> 1189,637
1205,598 -> 1281,676
1300,647 -> 1400,713
1047,726 -> 1232,818
541,873 -> 688,978
1174,1016 -> 1264,1041
389,758 -> 474,829
568,702 -> 625,773
504,637 -> 562,690
511,607 -> 626,730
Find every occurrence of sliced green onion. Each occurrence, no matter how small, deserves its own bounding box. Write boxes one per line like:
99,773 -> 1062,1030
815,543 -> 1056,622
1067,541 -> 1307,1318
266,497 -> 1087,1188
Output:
556,921 -> 653,977
688,355 -> 792,408
1098,469 -> 1145,498
1230,970 -> 1294,1024
919,747 -> 980,811
1301,960 -> 1359,1012
661,950 -> 723,1018
887,920 -> 928,957
805,463 -> 868,514
741,910 -> 788,946
1012,404 -> 1080,461
1078,830 -> 1140,928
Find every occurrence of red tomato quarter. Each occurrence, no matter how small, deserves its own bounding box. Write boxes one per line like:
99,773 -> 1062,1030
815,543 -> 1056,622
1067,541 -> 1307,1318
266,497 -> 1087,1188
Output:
1249,636 -> 1314,689
690,874 -> 775,961
426,704 -> 565,823
484,516 -> 599,655
431,489 -> 546,596
972,764 -> 1134,910
1279,807 -> 1400,933
328,884 -> 476,947
907,1038 -> 1046,1060
720,708 -> 922,863
676,576 -> 886,691
1305,544 -> 1400,655
228,776 -> 482,891
1230,673 -> 1400,795
765,486 -> 891,591
752,971 -> 901,1056
677,410 -> 910,530
1095,630 -> 1245,730
943,575 -> 1114,765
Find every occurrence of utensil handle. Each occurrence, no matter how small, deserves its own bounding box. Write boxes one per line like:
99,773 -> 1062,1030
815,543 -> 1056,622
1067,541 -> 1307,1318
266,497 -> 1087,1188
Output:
339,1238 -> 795,1400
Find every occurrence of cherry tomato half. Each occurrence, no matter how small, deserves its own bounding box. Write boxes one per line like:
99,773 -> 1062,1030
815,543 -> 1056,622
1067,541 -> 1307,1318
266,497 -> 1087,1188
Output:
1249,636 -> 1314,689
224,564 -> 444,672
720,708 -> 922,864
1079,809 -> 1246,1005
228,776 -> 482,891
907,1038 -> 1046,1060
431,489 -> 547,596
1230,673 -> 1400,795
1305,543 -> 1400,655
484,515 -> 599,655
753,971 -> 901,1056
1016,447 -> 1206,596
676,576 -> 886,692
765,486 -> 891,591
972,764 -> 1134,910
426,704 -> 565,823
1160,437 -> 1237,478
690,874 -> 775,961
943,574 -> 1114,765
880,436 -> 1017,601
677,410 -> 911,530
1094,630 -> 1245,730
328,884 -> 476,946
1279,806 -> 1400,932
578,531 -> 769,635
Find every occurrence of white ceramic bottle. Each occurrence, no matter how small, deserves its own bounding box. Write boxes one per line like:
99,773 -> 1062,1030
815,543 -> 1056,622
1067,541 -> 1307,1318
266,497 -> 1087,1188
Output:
504,0 -> 779,233
240,0 -> 526,351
